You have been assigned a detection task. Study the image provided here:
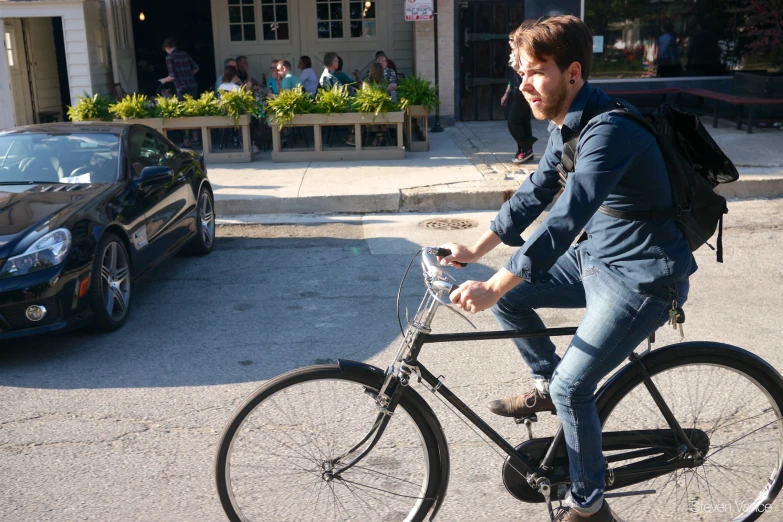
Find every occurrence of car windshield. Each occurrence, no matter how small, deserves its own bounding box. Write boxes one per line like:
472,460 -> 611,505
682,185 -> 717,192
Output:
0,132 -> 121,184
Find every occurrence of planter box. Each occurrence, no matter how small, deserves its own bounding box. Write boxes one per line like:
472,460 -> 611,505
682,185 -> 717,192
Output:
114,115 -> 254,163
113,117 -> 164,129
405,105 -> 430,153
270,112 -> 405,162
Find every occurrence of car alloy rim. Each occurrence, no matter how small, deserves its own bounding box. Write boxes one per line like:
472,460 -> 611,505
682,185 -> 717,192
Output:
101,241 -> 130,321
200,192 -> 215,248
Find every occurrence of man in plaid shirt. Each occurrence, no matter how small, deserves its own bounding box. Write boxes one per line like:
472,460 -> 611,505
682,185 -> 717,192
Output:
159,37 -> 199,98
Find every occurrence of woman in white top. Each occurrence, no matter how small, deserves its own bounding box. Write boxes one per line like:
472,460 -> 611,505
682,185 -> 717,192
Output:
298,56 -> 318,95
217,65 -> 242,93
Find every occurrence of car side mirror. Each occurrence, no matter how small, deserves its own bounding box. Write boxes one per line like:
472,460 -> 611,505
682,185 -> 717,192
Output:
138,166 -> 173,186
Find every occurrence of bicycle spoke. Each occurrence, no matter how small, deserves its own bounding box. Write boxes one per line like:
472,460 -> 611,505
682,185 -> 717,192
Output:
219,373 -> 432,521
602,360 -> 783,521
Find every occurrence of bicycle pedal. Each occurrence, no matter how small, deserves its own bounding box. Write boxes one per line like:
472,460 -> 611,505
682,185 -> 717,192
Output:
514,414 -> 538,425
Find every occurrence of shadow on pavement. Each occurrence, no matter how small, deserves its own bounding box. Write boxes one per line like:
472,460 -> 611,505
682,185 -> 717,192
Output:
0,234 -> 498,390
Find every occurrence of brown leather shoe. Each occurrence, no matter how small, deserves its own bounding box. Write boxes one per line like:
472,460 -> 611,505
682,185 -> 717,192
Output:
487,387 -> 557,417
554,499 -> 619,521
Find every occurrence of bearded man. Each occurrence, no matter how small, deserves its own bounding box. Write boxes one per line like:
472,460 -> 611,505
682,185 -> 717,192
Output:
439,15 -> 695,522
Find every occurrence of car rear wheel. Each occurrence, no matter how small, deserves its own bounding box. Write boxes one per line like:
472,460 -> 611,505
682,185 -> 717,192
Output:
90,233 -> 131,331
184,187 -> 215,255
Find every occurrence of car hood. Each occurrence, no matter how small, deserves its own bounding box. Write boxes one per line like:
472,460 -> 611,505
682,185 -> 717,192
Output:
0,183 -> 109,258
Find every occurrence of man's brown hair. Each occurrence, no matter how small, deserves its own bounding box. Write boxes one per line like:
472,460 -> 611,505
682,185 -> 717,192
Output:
510,15 -> 593,79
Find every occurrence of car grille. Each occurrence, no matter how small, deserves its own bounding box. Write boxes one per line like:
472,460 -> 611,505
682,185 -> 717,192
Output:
0,299 -> 61,330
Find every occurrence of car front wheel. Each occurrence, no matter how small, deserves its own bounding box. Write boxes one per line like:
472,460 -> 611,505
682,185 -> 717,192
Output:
90,232 -> 132,331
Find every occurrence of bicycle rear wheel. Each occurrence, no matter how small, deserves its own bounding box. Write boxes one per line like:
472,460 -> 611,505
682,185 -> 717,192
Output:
599,344 -> 783,522
215,365 -> 442,522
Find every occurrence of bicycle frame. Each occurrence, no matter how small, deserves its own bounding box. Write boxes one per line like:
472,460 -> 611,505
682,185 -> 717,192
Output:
329,248 -> 706,501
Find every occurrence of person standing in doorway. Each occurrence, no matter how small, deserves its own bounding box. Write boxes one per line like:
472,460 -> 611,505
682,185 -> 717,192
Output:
159,37 -> 200,146
159,37 -> 199,99
501,53 -> 538,164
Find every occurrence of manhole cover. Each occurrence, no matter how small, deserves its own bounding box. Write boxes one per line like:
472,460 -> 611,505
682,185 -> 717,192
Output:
419,218 -> 479,230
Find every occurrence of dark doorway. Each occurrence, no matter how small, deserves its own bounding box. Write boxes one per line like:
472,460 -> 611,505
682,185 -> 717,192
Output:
51,18 -> 71,122
457,1 -> 524,121
129,0 -> 216,97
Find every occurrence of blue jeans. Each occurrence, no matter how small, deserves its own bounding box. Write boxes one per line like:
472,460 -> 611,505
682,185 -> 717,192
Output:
491,245 -> 688,509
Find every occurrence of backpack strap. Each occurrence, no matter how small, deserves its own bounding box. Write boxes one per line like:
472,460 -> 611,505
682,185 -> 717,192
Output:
558,98 -> 689,223
556,99 -> 623,187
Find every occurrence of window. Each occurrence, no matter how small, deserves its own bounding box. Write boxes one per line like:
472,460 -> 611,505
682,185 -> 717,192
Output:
95,29 -> 108,67
318,0 -> 376,39
130,131 -> 175,175
229,0 -> 257,42
317,0 -> 343,39
585,0 -> 735,79
261,0 -> 290,40
5,32 -> 15,67
349,1 -> 375,38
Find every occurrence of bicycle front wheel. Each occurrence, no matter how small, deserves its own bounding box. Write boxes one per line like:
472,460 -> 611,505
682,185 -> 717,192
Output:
599,344 -> 783,522
215,365 -> 442,522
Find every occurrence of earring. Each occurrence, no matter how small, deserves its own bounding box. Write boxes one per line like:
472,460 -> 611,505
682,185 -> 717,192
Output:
570,79 -> 575,84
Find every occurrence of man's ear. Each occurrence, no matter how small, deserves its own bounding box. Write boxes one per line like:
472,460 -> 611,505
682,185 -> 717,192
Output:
569,62 -> 583,82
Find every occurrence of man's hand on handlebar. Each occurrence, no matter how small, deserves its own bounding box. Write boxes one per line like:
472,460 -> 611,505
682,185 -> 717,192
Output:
449,280 -> 502,314
437,243 -> 477,268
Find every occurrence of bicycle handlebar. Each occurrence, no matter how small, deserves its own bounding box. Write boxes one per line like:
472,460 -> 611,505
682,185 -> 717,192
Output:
421,247 -> 458,297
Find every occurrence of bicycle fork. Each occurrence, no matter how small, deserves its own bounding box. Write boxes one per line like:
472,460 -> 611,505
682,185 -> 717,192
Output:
324,369 -> 408,481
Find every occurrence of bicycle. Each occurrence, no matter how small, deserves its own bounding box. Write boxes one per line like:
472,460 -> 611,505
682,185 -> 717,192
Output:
215,247 -> 783,521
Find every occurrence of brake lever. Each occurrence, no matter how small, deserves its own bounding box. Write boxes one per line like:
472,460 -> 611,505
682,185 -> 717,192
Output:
427,281 -> 477,330
442,300 -> 478,330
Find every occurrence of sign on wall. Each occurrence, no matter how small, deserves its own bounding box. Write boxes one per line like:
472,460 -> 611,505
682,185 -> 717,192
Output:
405,0 -> 433,21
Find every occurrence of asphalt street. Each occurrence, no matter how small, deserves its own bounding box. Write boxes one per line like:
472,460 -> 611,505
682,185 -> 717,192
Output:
1,199 -> 782,522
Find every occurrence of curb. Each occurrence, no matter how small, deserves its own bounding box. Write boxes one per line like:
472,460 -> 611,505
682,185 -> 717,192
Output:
214,174 -> 783,216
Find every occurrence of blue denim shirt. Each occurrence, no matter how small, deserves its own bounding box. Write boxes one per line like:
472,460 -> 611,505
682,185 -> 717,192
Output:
490,82 -> 696,291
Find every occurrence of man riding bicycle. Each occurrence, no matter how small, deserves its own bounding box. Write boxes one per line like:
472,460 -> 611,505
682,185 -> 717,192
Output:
440,16 -> 695,522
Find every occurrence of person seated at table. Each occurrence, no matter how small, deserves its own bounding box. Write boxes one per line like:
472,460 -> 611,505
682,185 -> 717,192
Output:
374,53 -> 397,93
266,60 -> 282,95
353,53 -> 397,96
375,50 -> 398,74
217,66 -> 242,93
335,56 -> 356,87
236,55 -> 261,89
362,63 -> 391,147
298,56 -> 318,94
277,60 -> 302,90
216,58 -> 237,92
320,52 -> 342,90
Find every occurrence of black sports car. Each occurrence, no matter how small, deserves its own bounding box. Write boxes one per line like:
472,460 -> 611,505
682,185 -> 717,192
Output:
0,123 -> 215,340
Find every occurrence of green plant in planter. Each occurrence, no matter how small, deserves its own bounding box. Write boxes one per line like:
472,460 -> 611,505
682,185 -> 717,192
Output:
396,75 -> 439,114
109,93 -> 153,121
154,95 -> 186,119
183,91 -> 223,117
67,92 -> 113,122
353,83 -> 399,118
313,84 -> 354,116
265,85 -> 315,129
220,88 -> 258,126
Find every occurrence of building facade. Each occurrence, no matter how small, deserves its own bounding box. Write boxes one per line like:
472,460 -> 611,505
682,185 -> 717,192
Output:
0,0 -> 760,128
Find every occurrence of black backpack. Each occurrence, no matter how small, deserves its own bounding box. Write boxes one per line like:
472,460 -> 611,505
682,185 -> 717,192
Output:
557,99 -> 739,262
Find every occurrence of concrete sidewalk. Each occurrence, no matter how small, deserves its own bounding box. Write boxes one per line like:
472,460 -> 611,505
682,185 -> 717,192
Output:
209,118 -> 783,216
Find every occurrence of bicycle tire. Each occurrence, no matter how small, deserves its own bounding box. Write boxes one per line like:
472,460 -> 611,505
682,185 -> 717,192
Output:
215,364 -> 443,522
597,342 -> 783,521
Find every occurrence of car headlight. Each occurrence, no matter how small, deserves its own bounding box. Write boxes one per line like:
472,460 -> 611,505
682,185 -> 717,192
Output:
0,228 -> 72,279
